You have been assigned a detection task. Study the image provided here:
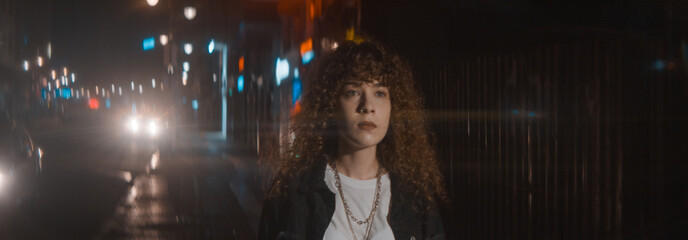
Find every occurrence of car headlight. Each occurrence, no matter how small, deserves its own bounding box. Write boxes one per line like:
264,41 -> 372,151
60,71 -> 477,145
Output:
0,171 -> 7,192
147,119 -> 159,137
127,117 -> 140,134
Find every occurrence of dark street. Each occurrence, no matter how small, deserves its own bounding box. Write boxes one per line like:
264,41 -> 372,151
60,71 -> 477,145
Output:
1,115 -> 263,239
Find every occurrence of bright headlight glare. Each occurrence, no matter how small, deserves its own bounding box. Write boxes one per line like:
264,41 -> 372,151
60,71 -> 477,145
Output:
147,120 -> 159,136
128,117 -> 140,133
0,172 -> 6,191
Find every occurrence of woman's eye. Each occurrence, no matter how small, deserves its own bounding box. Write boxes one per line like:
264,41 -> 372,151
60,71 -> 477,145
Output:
376,91 -> 387,97
345,90 -> 358,96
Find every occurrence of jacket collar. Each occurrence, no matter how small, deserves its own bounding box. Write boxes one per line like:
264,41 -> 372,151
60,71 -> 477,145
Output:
298,155 -> 331,193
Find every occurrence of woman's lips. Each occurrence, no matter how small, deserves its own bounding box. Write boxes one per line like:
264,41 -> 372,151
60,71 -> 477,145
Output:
357,121 -> 377,130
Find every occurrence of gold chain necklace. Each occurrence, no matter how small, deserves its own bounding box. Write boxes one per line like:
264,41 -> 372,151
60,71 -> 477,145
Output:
331,161 -> 382,240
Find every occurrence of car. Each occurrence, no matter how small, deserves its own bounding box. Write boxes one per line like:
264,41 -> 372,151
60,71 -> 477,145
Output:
0,114 -> 44,208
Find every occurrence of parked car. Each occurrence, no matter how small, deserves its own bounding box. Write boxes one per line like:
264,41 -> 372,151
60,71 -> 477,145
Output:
0,114 -> 44,208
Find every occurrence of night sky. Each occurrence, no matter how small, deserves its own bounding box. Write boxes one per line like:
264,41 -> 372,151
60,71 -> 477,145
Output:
51,0 -> 166,88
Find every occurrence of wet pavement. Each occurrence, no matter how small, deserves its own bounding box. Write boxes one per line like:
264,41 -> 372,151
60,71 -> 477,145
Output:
1,115 -> 265,239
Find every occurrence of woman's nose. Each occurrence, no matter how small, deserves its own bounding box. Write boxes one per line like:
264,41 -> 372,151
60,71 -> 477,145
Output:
357,93 -> 376,114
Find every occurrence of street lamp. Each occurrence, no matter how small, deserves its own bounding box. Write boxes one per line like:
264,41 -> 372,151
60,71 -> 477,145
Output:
183,6 -> 196,20
147,0 -> 158,7
160,34 -> 168,46
183,43 -> 193,55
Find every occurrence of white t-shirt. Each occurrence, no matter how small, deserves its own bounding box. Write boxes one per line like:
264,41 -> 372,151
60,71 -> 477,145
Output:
323,164 -> 395,240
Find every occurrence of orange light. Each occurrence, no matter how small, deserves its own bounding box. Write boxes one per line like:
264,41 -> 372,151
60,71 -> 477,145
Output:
290,100 -> 302,116
89,98 -> 100,109
310,3 -> 315,19
239,57 -> 244,72
300,38 -> 313,56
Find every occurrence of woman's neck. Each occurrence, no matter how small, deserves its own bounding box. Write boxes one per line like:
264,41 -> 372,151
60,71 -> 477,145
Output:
336,143 -> 380,180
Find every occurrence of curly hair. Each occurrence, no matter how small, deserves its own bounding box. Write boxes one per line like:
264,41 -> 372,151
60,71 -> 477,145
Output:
263,40 -> 446,206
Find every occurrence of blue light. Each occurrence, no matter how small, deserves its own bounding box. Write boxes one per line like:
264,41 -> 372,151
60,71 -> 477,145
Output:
208,39 -> 215,53
529,112 -> 535,116
143,37 -> 155,51
41,88 -> 47,100
192,99 -> 199,110
106,99 -> 111,109
512,110 -> 519,114
61,88 -> 72,99
654,59 -> 665,70
237,75 -> 244,92
302,50 -> 314,64
293,77 -> 302,104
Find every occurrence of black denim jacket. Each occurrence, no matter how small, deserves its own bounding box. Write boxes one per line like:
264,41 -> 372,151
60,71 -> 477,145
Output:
258,157 -> 445,240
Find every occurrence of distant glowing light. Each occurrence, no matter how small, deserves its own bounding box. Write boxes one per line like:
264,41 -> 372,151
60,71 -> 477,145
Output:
143,37 -> 155,51
37,56 -> 43,67
152,79 -> 156,88
182,72 -> 188,85
106,99 -> 111,109
300,38 -> 314,64
118,86 -> 122,96
654,59 -> 665,70
131,81 -> 135,90
47,43 -> 52,59
239,57 -> 244,72
102,88 -> 106,97
89,98 -> 99,109
71,73 -> 75,82
302,51 -> 314,64
87,89 -> 90,98
159,34 -> 168,46
192,99 -> 199,110
183,43 -> 193,55
76,90 -> 79,99
183,61 -> 190,71
293,72 -> 302,104
294,68 -> 299,78
56,79 -> 60,88
275,58 -> 290,86
208,39 -> 215,53
48,82 -> 51,91
512,110 -> 519,114
529,112 -> 535,116
139,84 -> 143,94
96,86 -> 99,95
183,6 -> 197,20
51,70 -> 56,79
63,67 -> 68,76
147,0 -> 158,7
112,84 -> 115,93
237,75 -> 244,92
23,60 -> 29,71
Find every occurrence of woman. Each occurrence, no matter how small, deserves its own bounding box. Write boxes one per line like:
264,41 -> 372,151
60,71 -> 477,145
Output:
259,40 -> 446,240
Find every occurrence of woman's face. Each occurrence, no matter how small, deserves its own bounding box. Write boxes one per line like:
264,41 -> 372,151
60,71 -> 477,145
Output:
336,80 -> 391,151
